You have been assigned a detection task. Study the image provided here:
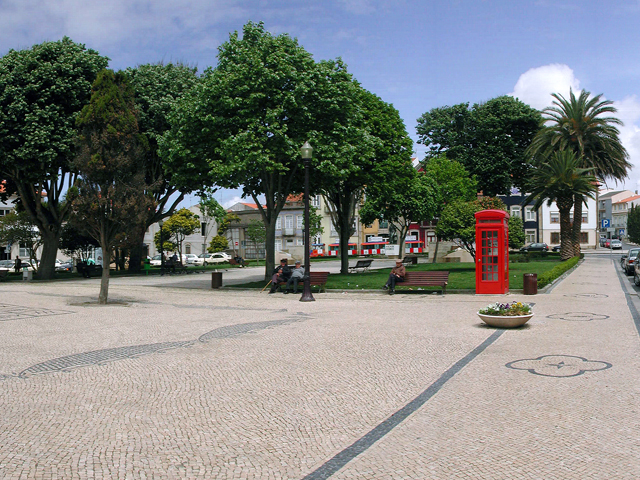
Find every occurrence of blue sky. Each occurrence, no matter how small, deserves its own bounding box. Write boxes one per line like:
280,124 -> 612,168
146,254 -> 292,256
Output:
2,0 -> 640,207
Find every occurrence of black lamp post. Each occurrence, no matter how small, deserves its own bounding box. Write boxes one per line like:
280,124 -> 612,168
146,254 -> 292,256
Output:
300,141 -> 315,302
159,220 -> 165,276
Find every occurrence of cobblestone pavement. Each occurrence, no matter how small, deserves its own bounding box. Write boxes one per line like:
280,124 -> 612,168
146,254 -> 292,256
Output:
1,255 -> 639,479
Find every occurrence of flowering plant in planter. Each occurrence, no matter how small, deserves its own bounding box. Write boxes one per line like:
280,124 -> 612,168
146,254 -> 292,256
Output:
478,302 -> 532,316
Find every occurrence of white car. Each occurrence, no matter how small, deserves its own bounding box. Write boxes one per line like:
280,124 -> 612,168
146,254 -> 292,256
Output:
183,254 -> 199,265
149,254 -> 163,266
204,252 -> 231,265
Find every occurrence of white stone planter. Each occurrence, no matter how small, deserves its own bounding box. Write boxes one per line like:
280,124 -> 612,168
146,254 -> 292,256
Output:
477,313 -> 533,328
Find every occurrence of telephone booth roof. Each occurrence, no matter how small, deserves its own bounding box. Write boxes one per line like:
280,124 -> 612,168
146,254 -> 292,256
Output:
474,209 -> 510,222
362,241 -> 389,246
329,243 -> 357,247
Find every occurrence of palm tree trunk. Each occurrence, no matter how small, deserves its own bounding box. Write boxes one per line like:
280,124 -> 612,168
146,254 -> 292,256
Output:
571,194 -> 582,256
558,199 -> 574,261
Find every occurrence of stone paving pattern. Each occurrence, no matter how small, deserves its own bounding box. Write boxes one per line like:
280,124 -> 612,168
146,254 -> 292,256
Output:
0,255 -> 639,479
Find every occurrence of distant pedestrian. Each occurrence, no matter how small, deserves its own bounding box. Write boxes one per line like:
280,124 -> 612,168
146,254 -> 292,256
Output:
14,255 -> 21,273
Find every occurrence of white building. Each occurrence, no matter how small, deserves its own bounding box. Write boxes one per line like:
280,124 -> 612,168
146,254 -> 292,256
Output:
539,197 -> 598,248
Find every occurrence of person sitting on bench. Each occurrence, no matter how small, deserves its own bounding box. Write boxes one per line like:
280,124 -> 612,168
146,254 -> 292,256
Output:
269,258 -> 291,293
284,261 -> 305,294
383,259 -> 405,295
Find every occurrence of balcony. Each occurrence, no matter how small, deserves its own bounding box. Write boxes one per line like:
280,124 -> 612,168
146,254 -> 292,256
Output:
283,228 -> 294,236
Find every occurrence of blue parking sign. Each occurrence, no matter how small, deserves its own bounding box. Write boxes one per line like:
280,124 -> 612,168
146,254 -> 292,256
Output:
602,219 -> 611,228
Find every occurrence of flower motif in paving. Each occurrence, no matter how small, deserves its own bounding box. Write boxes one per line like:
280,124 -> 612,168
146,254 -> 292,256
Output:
546,312 -> 609,322
563,293 -> 608,299
506,355 -> 612,377
0,303 -> 75,321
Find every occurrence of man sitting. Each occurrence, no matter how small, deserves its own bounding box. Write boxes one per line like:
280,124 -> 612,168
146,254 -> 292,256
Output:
269,258 -> 291,293
284,261 -> 305,294
383,259 -> 405,295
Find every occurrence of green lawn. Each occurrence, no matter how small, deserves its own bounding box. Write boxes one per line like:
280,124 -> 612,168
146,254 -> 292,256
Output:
228,258 -> 567,292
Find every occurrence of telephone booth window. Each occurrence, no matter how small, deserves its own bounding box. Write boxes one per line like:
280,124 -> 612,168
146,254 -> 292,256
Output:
481,230 -> 499,281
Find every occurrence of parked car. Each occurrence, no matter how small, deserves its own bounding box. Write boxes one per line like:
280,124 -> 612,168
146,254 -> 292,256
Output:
623,248 -> 640,275
55,259 -> 73,272
183,254 -> 199,265
0,259 -> 36,272
551,245 -> 561,252
604,239 -> 611,248
610,239 -> 622,249
599,236 -> 608,247
149,254 -> 163,266
204,252 -> 231,265
520,242 -> 549,253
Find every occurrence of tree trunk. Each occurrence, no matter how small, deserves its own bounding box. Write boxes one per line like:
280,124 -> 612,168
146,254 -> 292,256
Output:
559,200 -> 574,261
264,219 -> 276,281
571,195 -> 582,257
99,247 -> 110,304
431,238 -> 439,263
128,234 -> 145,273
340,214 -> 351,275
36,230 -> 61,280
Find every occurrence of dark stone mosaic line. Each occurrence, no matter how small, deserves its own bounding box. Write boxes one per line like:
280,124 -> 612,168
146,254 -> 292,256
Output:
4,313 -> 309,380
18,341 -> 194,378
301,329 -> 506,480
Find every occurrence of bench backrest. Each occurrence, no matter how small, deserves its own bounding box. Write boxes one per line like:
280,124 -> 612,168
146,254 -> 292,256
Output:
404,271 -> 449,281
309,271 -> 329,283
354,259 -> 372,267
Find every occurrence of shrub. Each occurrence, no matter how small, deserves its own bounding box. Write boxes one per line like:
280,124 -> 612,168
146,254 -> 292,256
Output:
537,256 -> 581,288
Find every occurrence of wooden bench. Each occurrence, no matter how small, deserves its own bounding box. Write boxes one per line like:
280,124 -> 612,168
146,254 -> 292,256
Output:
277,271 -> 330,293
402,256 -> 418,266
397,271 -> 449,294
349,259 -> 373,273
229,258 -> 245,267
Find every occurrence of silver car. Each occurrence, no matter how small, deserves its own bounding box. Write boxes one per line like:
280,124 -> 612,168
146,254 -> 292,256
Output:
610,239 -> 623,250
623,248 -> 640,275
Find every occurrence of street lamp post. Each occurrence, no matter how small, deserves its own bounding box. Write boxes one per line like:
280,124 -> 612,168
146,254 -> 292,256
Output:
300,141 -> 315,302
159,220 -> 165,276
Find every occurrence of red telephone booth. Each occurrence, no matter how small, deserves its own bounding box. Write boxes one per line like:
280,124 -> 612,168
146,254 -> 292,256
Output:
475,209 -> 509,294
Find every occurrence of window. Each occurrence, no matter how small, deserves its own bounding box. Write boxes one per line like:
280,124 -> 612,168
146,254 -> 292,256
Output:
379,220 -> 389,229
312,195 -> 320,207
276,217 -> 282,229
297,215 -> 303,229
201,223 -> 207,236
286,239 -> 294,246
550,212 -> 560,224
19,243 -> 30,258
296,238 -> 303,246
525,207 -> 536,221
275,239 -> 282,251
0,210 -> 4,216
580,232 -> 589,243
285,215 -> 293,229
582,212 -> 588,224
185,244 -> 191,254
551,232 -> 560,243
525,229 -> 536,243
510,206 -> 522,218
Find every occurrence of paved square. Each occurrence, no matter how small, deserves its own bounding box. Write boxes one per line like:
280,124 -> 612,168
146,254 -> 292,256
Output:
1,255 -> 639,479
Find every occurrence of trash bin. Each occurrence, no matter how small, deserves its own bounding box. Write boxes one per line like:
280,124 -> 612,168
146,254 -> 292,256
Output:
211,271 -> 222,289
22,267 -> 32,282
523,273 -> 537,295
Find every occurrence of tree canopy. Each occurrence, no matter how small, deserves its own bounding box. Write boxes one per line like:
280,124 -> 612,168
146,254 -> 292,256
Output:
416,96 -> 542,196
0,37 -> 109,279
70,69 -> 153,303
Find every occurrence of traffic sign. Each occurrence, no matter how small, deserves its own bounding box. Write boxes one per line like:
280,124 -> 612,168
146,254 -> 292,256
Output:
619,229 -> 625,235
601,219 -> 611,229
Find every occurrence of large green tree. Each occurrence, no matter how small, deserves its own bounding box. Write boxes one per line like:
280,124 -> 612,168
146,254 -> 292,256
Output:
0,37 -> 109,279
525,150 -> 598,260
416,96 -> 542,196
70,70 -> 153,304
420,155 -> 478,262
526,89 -> 631,255
124,63 -> 200,271
162,22 -> 369,278
316,87 -> 412,274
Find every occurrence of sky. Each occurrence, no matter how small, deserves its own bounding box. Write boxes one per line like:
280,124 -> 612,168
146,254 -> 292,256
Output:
2,0 -> 640,207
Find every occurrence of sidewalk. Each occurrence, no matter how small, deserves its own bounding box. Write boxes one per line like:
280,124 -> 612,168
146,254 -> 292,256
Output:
0,255 -> 638,479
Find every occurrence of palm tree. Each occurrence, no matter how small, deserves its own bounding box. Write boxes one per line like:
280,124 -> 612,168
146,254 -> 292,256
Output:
526,151 -> 598,260
527,89 -> 630,254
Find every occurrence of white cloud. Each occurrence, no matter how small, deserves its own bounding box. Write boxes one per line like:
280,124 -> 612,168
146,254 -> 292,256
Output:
222,195 -> 245,209
509,63 -> 640,188
509,64 -> 581,110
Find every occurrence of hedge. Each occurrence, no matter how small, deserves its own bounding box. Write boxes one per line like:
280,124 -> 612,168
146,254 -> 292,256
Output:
537,255 -> 582,288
